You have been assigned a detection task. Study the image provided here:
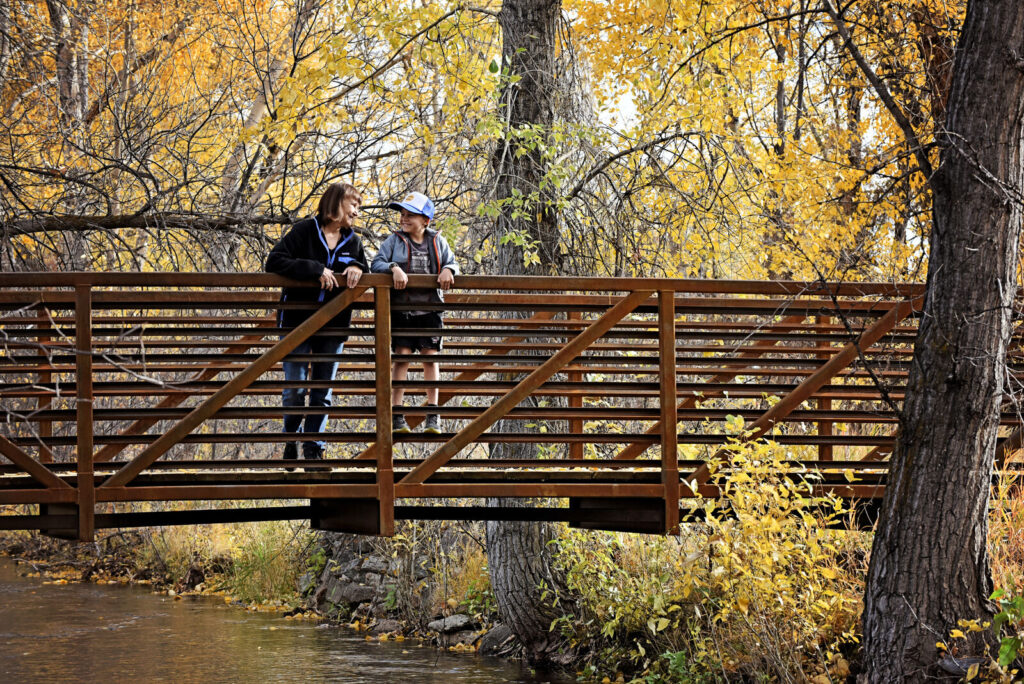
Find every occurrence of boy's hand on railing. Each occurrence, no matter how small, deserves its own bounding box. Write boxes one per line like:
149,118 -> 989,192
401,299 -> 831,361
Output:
319,267 -> 339,290
392,266 -> 408,290
343,266 -> 362,288
438,268 -> 454,291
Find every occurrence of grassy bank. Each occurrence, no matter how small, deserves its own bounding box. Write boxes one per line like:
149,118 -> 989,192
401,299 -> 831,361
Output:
0,518 -> 315,611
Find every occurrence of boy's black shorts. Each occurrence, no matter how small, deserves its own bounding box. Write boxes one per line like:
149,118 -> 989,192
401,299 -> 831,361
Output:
392,311 -> 443,352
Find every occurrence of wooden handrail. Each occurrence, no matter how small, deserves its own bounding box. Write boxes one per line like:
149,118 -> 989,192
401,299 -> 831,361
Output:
0,271 -> 927,297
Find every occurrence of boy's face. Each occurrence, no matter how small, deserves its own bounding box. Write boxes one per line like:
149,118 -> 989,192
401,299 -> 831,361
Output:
399,209 -> 430,234
336,196 -> 361,228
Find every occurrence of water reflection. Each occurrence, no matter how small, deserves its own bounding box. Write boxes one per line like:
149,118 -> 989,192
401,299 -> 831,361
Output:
0,559 -> 564,683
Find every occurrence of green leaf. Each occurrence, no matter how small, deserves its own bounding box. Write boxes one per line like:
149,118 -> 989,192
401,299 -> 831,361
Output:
998,636 -> 1021,667
488,59 -> 499,73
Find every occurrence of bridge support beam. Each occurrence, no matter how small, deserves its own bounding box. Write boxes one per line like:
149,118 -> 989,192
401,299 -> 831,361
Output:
613,314 -> 808,461
39,503 -> 79,540
658,291 -> 680,534
568,497 -> 667,534
75,285 -> 95,541
101,286 -> 366,489
374,286 -> 394,536
311,498 -> 384,536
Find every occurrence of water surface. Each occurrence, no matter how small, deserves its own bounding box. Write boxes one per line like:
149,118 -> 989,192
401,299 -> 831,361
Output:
0,559 -> 563,683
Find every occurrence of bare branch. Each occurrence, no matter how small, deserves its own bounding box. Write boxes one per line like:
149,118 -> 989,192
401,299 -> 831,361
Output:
822,0 -> 937,186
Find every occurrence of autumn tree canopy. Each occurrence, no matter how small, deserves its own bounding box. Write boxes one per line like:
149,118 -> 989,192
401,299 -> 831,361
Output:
2,0 -> 961,282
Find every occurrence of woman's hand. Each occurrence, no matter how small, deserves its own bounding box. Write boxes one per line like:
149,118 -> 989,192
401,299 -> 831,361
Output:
319,267 -> 339,290
343,266 -> 362,288
437,268 -> 454,291
392,265 -> 408,290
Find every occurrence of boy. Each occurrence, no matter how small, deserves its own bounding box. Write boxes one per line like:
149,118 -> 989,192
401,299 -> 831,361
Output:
371,192 -> 458,433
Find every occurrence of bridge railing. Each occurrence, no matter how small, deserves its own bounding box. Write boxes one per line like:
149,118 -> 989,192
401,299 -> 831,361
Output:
0,272 -> 948,539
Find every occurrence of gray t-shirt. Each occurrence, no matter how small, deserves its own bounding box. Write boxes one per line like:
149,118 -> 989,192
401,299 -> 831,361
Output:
401,238 -> 433,315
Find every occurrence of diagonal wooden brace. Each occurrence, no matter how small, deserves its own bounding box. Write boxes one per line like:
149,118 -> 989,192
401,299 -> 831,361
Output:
93,322 -> 277,463
355,310 -> 557,460
399,290 -> 653,485
861,442 -> 894,461
614,314 -> 808,460
101,287 -> 366,488
0,433 -> 73,490
688,296 -> 922,487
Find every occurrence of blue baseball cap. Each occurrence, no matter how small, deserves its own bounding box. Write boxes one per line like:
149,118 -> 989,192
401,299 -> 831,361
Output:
388,191 -> 435,220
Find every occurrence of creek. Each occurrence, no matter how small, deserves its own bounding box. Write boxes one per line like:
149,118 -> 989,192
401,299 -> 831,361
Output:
0,559 -> 564,683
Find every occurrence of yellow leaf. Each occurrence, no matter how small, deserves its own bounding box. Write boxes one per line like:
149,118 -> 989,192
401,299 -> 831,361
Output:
736,597 -> 749,614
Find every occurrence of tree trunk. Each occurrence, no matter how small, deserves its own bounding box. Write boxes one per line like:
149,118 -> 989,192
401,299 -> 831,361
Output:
861,2 -> 1024,680
0,3 -> 12,91
489,0 -> 563,275
485,0 -> 570,666
46,0 -> 92,269
213,0 -> 317,270
46,0 -> 88,129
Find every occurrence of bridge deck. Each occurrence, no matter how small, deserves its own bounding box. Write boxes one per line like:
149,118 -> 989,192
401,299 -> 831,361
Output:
0,273 -> 1017,539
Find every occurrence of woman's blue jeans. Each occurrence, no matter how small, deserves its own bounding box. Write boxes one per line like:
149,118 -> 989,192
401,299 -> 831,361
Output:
282,335 -> 344,455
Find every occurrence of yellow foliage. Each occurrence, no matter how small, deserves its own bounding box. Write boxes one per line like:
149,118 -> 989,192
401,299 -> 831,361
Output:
556,439 -> 864,680
5,0 -> 961,280
991,457 -> 1024,595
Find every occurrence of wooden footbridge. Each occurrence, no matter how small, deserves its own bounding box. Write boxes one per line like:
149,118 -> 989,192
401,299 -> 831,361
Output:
0,273 -> 1018,541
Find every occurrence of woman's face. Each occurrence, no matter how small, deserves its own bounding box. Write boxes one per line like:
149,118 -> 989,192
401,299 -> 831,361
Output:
335,196 -> 361,228
399,209 -> 429,235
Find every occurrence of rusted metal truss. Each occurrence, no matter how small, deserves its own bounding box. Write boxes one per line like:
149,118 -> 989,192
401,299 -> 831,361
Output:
0,273 -> 1019,540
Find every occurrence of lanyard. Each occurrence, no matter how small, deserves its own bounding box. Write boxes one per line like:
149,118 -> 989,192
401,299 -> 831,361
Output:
315,217 -> 356,267
315,217 -> 357,303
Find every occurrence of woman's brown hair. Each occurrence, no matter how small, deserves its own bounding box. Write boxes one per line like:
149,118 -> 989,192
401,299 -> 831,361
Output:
316,183 -> 361,223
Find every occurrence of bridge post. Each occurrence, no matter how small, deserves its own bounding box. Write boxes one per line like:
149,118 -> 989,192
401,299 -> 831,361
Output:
35,306 -> 53,463
658,291 -> 680,535
567,310 -> 584,460
817,315 -> 833,461
75,285 -> 95,541
374,286 -> 394,536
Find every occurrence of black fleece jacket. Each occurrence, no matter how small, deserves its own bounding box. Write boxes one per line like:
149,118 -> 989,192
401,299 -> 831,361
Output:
265,217 -> 369,330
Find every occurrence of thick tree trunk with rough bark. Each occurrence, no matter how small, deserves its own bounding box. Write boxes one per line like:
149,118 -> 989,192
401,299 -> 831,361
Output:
489,0 -> 563,274
485,0 -> 571,666
861,2 -> 1024,680
484,518 -> 568,658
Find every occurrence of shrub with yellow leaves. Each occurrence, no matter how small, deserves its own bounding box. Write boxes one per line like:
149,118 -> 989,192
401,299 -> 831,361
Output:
556,438 -> 865,681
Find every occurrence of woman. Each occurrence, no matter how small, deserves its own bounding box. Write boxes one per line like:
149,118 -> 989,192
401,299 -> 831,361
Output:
266,183 -> 367,463
371,191 -> 458,433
